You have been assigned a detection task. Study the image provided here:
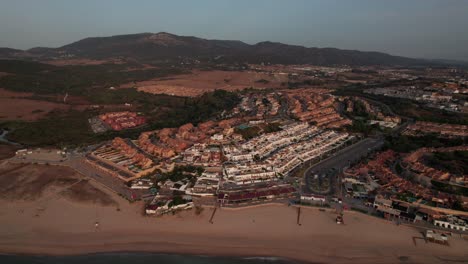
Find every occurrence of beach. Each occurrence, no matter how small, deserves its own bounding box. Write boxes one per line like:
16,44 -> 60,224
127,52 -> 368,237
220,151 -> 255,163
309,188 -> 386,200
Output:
0,163 -> 467,263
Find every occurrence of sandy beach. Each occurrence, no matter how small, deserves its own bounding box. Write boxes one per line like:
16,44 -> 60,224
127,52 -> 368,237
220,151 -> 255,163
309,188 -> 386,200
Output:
0,163 -> 467,264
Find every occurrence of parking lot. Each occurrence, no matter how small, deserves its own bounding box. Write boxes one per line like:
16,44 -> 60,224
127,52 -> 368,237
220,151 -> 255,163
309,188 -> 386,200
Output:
304,137 -> 384,194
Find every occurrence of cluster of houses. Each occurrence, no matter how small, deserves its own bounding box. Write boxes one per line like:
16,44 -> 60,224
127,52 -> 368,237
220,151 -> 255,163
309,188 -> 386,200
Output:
233,92 -> 280,118
343,149 -> 468,232
222,122 -> 353,185
139,119 -> 355,212
88,138 -> 159,182
342,96 -> 401,129
403,121 -> 468,138
145,195 -> 194,216
403,145 -> 468,186
345,150 -> 464,208
99,111 -> 147,131
365,85 -> 466,113
89,111 -> 147,133
264,130 -> 352,176
83,93 -> 370,214
286,89 -> 352,128
373,195 -> 468,232
182,144 -> 223,167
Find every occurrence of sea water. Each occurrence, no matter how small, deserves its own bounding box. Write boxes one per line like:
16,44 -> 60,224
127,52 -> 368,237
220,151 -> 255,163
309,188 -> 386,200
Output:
0,253 -> 302,264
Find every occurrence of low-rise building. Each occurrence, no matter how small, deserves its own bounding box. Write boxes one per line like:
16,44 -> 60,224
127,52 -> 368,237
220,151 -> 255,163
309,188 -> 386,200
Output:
301,194 -> 326,203
434,215 -> 468,232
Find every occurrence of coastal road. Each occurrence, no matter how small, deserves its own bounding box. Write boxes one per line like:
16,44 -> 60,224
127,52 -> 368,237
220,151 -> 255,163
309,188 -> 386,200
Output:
304,137 -> 384,193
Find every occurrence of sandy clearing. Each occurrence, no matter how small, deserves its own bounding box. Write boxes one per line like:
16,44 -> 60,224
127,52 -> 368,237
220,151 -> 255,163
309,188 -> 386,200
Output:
121,70 -> 290,97
0,163 -> 82,201
0,88 -> 94,121
0,163 -> 116,207
0,97 -> 70,121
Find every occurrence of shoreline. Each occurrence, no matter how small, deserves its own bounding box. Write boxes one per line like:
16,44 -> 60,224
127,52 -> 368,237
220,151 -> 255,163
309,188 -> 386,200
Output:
0,238 -> 312,264
1,204 -> 467,264
0,162 -> 467,264
0,251 -> 300,264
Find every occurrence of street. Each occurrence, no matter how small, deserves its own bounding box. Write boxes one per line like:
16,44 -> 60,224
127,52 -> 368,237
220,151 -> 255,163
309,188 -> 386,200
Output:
304,137 -> 384,194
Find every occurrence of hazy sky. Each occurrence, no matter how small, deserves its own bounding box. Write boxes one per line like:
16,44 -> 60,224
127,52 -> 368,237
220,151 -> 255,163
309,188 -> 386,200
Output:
1,0 -> 467,60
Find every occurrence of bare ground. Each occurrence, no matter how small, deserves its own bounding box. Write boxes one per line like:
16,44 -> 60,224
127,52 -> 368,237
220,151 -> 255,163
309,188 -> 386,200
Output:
0,163 -> 116,206
0,88 -> 94,121
0,144 -> 19,160
120,70 -> 289,97
43,58 -> 125,66
61,179 -> 118,207
0,88 -> 69,121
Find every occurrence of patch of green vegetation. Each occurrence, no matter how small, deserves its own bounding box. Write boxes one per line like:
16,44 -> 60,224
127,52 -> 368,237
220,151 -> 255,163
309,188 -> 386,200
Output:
0,60 -> 54,75
350,207 -> 368,214
0,60 -> 186,95
287,79 -> 325,88
2,110 -> 95,147
255,79 -> 269,84
352,100 -> 373,119
2,89 -> 240,147
334,84 -> 468,125
262,122 -> 282,133
235,126 -> 261,140
346,119 -> 378,136
160,165 -> 204,183
169,196 -> 188,207
452,200 -> 467,212
396,192 -> 415,202
425,151 -> 468,176
384,134 -> 464,153
179,90 -> 240,124
395,162 -> 403,174
431,180 -> 468,196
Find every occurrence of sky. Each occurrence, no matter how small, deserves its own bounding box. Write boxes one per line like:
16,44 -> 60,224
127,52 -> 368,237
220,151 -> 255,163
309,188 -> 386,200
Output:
0,0 -> 467,60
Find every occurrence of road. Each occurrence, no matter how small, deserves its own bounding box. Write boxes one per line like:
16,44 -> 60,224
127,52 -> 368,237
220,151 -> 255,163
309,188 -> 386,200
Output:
304,137 -> 384,193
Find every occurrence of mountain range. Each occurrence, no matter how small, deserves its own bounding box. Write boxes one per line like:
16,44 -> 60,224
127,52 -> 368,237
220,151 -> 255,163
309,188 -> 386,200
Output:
0,32 -> 446,66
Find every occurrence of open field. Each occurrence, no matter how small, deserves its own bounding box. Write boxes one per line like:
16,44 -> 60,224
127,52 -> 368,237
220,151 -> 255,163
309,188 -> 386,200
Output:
0,163 -> 466,264
0,144 -> 19,160
122,70 -> 289,97
0,88 -> 70,121
0,98 -> 69,121
43,58 -> 125,66
0,162 -> 116,206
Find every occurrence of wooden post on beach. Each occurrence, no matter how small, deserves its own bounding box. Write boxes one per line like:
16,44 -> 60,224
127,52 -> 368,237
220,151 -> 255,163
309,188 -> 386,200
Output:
297,207 -> 302,226
209,207 -> 217,224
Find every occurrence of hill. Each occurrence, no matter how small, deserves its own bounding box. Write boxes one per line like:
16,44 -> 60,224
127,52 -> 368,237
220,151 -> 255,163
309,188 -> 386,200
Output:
1,32 -> 432,66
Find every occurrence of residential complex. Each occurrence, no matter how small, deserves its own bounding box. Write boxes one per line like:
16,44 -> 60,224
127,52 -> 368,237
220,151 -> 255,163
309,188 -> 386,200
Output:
89,111 -> 147,133
403,121 -> 468,138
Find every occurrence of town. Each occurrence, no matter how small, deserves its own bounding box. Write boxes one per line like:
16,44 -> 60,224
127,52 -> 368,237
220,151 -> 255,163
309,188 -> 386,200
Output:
8,62 -> 468,242
2,1 -> 468,262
